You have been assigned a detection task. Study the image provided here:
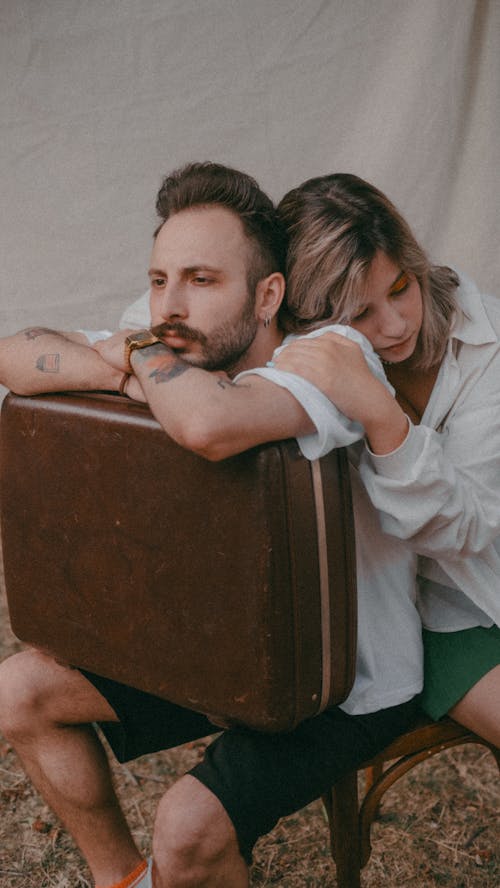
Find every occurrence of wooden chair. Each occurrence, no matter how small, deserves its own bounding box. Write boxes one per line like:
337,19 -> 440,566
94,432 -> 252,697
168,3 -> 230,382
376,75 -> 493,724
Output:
321,716 -> 500,888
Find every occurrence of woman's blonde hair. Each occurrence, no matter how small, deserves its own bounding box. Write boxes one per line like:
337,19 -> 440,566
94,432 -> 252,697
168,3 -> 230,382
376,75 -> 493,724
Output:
278,173 -> 459,369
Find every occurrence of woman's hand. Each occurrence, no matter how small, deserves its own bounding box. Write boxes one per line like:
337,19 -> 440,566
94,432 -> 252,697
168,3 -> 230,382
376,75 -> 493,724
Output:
274,332 -> 409,454
274,332 -> 381,420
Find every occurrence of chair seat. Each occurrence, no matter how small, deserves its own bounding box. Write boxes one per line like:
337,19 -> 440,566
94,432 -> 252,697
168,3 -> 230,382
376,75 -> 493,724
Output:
360,714 -> 481,767
322,715 -> 500,888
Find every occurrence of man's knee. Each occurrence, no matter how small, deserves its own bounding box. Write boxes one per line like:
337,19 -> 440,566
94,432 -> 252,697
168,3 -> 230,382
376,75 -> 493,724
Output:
0,650 -> 51,739
153,775 -> 247,887
0,648 -> 119,744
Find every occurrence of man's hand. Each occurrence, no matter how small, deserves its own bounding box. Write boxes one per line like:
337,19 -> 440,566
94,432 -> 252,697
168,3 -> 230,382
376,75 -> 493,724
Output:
92,329 -> 137,373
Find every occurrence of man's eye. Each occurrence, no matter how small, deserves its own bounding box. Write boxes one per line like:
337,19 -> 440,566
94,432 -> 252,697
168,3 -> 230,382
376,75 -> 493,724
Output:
193,276 -> 213,285
151,278 -> 166,287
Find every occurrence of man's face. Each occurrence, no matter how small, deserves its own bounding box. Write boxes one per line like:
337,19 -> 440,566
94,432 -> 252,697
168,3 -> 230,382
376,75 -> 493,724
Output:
148,206 -> 259,373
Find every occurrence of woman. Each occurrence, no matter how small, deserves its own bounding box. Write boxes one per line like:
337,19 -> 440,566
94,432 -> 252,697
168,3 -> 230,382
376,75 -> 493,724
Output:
274,172 -> 500,746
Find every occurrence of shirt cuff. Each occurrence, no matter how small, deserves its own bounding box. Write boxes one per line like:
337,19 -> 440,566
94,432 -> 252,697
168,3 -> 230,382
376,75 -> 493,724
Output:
364,416 -> 422,479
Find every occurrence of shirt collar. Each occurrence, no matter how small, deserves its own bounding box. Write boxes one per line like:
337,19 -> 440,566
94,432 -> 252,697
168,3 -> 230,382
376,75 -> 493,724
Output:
450,270 -> 497,346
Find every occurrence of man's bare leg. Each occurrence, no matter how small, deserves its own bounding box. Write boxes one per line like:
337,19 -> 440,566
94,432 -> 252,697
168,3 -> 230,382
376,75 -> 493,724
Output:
0,649 -> 142,886
449,664 -> 500,747
152,775 -> 249,888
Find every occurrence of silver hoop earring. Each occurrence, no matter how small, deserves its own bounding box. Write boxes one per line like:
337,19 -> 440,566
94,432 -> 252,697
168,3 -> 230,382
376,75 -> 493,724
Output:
263,315 -> 271,329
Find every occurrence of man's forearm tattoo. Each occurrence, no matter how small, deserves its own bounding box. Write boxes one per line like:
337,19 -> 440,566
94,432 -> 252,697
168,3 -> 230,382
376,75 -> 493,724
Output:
22,327 -> 56,340
132,342 -> 191,385
36,354 -> 60,373
150,361 -> 190,384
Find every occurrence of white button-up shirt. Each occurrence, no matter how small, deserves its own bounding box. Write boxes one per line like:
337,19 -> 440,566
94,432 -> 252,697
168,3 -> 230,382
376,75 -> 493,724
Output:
244,327 -> 422,715
360,272 -> 500,631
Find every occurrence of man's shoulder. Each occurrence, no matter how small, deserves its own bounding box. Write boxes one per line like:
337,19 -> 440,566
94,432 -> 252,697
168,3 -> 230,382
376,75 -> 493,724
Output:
279,324 -> 376,360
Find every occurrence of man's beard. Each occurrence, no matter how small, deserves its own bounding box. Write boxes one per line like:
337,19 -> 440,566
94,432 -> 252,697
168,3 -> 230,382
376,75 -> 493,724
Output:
152,292 -> 258,376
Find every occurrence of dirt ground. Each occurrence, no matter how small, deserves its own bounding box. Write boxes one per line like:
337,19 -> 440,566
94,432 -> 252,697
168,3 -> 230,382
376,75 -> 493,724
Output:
0,550 -> 499,887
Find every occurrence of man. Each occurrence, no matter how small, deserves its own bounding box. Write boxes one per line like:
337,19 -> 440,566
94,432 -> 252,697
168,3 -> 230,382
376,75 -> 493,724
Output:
0,162 -> 421,888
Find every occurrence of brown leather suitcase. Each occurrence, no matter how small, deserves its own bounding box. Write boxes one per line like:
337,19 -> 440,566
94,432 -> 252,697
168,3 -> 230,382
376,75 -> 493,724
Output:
0,391 -> 356,732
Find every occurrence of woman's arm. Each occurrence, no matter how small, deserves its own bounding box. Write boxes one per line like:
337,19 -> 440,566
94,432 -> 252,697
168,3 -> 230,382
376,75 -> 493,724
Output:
273,332 -> 409,453
275,331 -> 500,560
360,388 -> 500,559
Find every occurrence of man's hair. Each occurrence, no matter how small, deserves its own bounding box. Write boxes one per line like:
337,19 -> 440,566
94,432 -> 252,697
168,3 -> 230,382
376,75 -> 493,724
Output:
278,173 -> 459,369
155,162 -> 287,294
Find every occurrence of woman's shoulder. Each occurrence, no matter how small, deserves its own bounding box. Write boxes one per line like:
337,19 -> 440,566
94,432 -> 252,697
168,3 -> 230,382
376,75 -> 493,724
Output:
479,290 -> 500,333
453,270 -> 500,340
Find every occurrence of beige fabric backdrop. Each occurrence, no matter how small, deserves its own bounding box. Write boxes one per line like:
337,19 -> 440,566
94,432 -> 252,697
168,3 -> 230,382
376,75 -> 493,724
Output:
1,0 -> 499,338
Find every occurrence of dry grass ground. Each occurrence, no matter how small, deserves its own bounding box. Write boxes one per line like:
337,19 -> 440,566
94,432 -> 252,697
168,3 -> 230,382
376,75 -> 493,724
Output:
0,556 -> 498,887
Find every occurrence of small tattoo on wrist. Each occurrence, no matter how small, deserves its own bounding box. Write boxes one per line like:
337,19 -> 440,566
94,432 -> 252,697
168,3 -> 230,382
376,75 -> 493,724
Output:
36,354 -> 60,373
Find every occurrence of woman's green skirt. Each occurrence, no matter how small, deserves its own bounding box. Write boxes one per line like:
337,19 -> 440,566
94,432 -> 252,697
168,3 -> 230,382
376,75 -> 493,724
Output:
421,624 -> 500,720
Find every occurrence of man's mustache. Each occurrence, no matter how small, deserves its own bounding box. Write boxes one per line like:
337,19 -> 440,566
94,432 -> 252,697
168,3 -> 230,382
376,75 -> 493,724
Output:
151,321 -> 207,346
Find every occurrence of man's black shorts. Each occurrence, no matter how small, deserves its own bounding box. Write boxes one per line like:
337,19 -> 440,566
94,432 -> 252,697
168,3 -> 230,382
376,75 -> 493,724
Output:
81,669 -> 418,863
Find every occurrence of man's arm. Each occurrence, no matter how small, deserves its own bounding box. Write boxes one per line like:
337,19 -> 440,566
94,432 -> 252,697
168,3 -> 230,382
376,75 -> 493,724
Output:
129,342 -> 314,461
0,327 -> 123,395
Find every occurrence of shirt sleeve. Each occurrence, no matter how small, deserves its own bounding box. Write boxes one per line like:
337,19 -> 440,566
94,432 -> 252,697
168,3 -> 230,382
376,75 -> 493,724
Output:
76,329 -> 113,344
235,325 -> 392,459
270,324 -> 393,391
359,362 -> 500,560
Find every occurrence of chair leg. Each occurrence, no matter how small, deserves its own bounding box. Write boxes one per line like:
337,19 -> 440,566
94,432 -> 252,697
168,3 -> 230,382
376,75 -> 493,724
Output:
359,735 -> 500,867
321,725 -> 500,885
324,770 -> 362,888
364,762 -> 383,791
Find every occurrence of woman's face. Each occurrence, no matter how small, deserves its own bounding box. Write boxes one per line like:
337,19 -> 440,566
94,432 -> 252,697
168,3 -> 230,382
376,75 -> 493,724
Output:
348,251 -> 423,364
